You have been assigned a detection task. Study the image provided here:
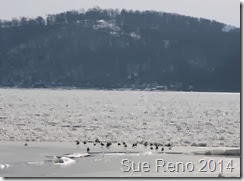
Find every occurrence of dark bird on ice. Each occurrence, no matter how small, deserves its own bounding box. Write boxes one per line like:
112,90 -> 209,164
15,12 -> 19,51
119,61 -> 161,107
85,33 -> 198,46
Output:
150,147 -> 153,150
75,141 -> 80,145
24,143 -> 27,146
164,143 -> 172,147
143,142 -> 148,147
118,143 -> 121,146
83,141 -> 87,145
101,142 -> 105,146
106,142 -> 112,148
154,143 -> 159,147
161,147 -> 164,152
87,147 -> 90,152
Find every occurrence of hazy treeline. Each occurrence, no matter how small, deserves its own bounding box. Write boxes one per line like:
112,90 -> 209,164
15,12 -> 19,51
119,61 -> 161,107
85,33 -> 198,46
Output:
0,7 -> 240,91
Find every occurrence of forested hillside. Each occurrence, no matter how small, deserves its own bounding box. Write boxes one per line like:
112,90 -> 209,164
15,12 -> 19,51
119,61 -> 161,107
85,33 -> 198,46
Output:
0,7 -> 240,92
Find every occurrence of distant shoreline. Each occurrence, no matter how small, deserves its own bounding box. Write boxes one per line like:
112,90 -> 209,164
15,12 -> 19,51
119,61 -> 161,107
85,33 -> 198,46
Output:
0,86 -> 240,93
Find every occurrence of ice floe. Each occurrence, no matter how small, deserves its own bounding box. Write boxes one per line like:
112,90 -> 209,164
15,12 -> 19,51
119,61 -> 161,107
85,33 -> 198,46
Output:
63,152 -> 89,158
0,164 -> 10,169
53,157 -> 76,166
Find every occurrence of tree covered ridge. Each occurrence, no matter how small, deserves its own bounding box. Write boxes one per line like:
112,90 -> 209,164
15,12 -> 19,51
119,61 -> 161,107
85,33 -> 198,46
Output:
0,7 -> 240,92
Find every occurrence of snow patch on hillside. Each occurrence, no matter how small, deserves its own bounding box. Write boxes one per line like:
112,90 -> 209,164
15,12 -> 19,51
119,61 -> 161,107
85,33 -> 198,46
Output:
130,32 -> 141,39
222,25 -> 237,32
93,19 -> 120,32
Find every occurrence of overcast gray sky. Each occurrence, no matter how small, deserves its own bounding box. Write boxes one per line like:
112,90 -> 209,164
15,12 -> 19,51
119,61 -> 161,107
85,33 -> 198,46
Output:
0,0 -> 240,27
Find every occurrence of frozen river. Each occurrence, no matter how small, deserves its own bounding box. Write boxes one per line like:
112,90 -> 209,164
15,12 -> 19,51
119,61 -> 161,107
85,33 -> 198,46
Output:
0,88 -> 240,147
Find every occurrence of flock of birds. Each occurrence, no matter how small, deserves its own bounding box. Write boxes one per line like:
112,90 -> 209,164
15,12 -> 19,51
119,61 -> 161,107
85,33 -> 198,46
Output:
24,138 -> 173,154
22,139 -> 174,165
74,138 -> 173,153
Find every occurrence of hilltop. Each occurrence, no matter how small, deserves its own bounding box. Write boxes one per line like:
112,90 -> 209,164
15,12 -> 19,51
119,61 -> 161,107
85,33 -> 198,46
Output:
0,8 -> 240,91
